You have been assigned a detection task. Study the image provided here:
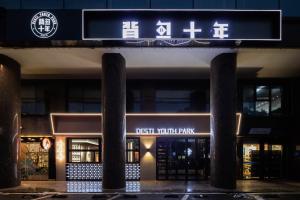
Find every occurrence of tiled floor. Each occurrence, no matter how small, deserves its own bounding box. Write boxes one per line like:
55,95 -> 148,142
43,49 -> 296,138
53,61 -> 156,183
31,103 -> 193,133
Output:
1,180 -> 300,193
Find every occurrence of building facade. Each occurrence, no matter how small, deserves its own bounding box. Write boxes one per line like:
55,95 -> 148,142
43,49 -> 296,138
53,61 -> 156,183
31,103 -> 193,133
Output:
0,0 -> 300,190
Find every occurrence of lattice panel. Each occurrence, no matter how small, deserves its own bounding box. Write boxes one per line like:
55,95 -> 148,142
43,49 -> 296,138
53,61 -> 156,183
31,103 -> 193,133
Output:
66,163 -> 102,180
66,163 -> 140,180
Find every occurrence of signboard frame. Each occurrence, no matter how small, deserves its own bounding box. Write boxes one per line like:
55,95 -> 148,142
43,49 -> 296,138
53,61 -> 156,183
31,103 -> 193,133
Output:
82,9 -> 282,41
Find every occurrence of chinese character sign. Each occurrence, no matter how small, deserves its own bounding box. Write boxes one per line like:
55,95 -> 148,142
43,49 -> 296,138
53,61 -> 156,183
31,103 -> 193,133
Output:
83,10 -> 281,41
31,11 -> 58,39
156,20 -> 171,39
122,21 -> 139,39
123,20 -> 228,39
213,22 -> 229,39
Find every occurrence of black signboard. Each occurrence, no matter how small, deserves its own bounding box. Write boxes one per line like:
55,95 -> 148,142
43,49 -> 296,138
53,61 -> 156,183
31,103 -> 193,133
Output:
4,9 -> 82,41
83,9 -> 281,41
0,9 -> 281,42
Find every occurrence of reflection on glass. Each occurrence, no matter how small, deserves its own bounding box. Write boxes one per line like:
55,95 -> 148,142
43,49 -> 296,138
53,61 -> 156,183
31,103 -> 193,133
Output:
256,86 -> 269,100
243,144 -> 260,179
271,87 -> 282,113
68,139 -> 100,163
243,86 -> 255,115
243,85 -> 283,116
255,101 -> 269,116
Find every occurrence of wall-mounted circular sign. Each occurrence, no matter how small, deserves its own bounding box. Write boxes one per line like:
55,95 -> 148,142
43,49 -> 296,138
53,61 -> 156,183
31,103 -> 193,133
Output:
31,11 -> 58,39
41,138 -> 52,150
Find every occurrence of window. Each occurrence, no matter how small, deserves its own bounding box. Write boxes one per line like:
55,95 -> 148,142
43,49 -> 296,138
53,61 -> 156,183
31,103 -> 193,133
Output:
242,85 -> 283,116
271,87 -> 282,114
21,85 -> 46,115
242,86 -> 255,115
68,86 -> 101,112
255,86 -> 270,116
155,90 -> 194,112
67,138 -> 101,163
126,138 -> 140,163
127,89 -> 142,112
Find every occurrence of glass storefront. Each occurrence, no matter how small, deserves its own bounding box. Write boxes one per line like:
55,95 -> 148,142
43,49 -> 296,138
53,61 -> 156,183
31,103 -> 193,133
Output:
264,144 -> 283,179
156,137 -> 209,180
126,138 -> 140,163
20,138 -> 49,180
67,138 -> 101,163
242,143 -> 283,179
243,144 -> 260,179
65,137 -> 141,181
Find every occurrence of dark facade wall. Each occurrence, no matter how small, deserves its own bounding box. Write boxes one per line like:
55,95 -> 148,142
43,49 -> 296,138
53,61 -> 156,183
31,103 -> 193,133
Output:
20,78 -> 299,137
0,0 -> 300,17
19,78 -> 300,181
21,80 -> 67,135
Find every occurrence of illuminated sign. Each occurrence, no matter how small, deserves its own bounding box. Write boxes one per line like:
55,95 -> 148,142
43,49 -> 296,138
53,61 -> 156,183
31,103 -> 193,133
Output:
31,11 -> 58,39
56,139 -> 65,161
136,128 -> 195,135
82,10 -> 281,41
41,138 -> 52,150
50,113 -> 242,136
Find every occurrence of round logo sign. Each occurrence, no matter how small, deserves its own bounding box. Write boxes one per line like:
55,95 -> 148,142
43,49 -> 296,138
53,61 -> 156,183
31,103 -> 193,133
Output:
41,138 -> 52,150
31,11 -> 58,39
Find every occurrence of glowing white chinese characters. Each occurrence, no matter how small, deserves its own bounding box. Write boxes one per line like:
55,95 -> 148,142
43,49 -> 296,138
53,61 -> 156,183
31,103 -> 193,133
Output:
156,20 -> 171,39
183,21 -> 202,39
213,21 -> 229,39
122,21 -> 139,39
120,20 -> 230,39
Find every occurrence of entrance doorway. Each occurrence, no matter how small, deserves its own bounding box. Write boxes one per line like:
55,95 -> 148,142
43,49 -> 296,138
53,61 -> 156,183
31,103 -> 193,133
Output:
156,137 -> 209,180
242,143 -> 283,179
264,144 -> 283,179
20,137 -> 50,180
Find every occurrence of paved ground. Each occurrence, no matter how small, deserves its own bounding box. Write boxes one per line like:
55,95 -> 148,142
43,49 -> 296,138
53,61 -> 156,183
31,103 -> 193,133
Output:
1,180 -> 300,199
1,193 -> 300,200
1,180 -> 300,193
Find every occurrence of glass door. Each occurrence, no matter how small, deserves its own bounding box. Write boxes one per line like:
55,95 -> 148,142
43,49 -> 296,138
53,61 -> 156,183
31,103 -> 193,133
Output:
243,144 -> 260,179
20,139 -> 49,180
264,144 -> 283,179
156,137 -> 208,180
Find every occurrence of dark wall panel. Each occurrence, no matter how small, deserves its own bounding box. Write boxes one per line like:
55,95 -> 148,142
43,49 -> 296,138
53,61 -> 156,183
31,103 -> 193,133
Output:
0,0 -> 20,9
109,0 -> 149,8
22,0 -> 63,9
194,0 -> 235,9
64,0 -> 107,9
237,0 -> 279,9
151,0 -> 193,9
281,0 -> 300,17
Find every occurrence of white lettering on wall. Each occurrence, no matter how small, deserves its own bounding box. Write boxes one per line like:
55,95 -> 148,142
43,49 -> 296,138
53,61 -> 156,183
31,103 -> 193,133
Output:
135,128 -> 195,135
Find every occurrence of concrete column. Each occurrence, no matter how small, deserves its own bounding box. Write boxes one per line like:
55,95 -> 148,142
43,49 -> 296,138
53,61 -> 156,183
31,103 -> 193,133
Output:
0,54 -> 21,188
210,53 -> 237,189
102,53 -> 126,189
